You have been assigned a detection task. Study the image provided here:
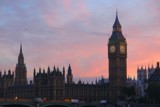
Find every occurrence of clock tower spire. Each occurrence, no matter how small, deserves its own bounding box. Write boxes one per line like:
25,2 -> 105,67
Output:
113,10 -> 121,32
15,44 -> 27,85
108,12 -> 127,102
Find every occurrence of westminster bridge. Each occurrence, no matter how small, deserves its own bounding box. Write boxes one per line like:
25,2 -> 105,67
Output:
0,98 -> 108,107
0,101 -> 106,107
1,99 -> 158,107
1,101 -> 160,107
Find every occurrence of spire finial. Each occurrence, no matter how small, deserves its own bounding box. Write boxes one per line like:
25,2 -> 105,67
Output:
116,9 -> 118,16
20,43 -> 22,53
18,43 -> 24,63
113,9 -> 121,32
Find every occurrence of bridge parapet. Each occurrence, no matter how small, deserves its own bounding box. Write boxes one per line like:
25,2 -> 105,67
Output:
0,101 -> 103,107
40,102 -> 101,107
0,101 -> 34,107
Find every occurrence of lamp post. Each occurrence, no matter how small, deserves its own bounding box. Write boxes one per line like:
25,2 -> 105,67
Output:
34,98 -> 41,107
43,97 -> 46,102
71,99 -> 78,107
15,96 -> 18,102
100,100 -> 107,107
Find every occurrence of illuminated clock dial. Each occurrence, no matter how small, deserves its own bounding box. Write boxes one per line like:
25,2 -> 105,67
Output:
110,45 -> 115,53
120,45 -> 126,54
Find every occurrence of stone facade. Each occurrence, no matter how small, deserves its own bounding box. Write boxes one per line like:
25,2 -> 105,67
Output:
148,65 -> 155,79
137,66 -> 147,83
136,65 -> 155,97
34,66 -> 65,100
108,12 -> 127,102
137,65 -> 155,83
0,45 -> 109,102
148,62 -> 160,83
15,44 -> 27,85
0,70 -> 14,98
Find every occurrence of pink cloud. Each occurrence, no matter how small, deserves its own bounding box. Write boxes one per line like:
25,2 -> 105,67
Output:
44,14 -> 55,27
63,0 -> 70,10
63,0 -> 90,20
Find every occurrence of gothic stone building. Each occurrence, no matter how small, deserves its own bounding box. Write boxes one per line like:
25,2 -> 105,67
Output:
0,45 -> 108,102
137,66 -> 147,83
0,13 -> 127,102
148,62 -> 160,83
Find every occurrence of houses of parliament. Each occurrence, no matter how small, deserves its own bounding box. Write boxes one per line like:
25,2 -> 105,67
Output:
0,13 -> 127,102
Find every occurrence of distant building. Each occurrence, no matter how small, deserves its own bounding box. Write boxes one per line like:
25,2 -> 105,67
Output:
125,76 -> 147,97
135,81 -> 148,97
148,65 -> 155,79
136,63 -> 156,97
137,66 -> 147,83
127,76 -> 136,87
136,66 -> 148,97
0,70 -> 14,98
137,64 -> 155,83
148,62 -> 160,83
0,45 -> 108,102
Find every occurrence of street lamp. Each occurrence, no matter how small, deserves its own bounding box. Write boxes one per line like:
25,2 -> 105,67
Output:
71,99 -> 78,107
34,98 -> 41,107
43,97 -> 46,102
100,100 -> 107,107
15,96 -> 18,102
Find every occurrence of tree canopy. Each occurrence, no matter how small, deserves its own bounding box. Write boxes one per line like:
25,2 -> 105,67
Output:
146,83 -> 160,104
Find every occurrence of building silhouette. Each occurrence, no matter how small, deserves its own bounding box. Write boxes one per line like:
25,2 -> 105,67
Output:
15,44 -> 27,85
0,13 -> 127,102
148,65 -> 155,79
137,66 -> 147,83
108,12 -> 127,102
135,64 -> 155,97
148,62 -> 160,83
137,64 -> 155,83
0,44 -> 108,102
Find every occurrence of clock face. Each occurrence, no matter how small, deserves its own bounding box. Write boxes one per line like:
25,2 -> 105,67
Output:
110,45 -> 115,53
120,45 -> 126,54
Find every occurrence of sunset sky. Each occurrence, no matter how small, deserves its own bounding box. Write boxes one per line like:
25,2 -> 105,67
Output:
0,0 -> 160,82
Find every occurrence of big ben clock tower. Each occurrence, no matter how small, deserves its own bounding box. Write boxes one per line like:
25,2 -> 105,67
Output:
108,12 -> 127,102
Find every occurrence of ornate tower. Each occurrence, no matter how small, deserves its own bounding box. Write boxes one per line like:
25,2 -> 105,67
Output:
108,12 -> 127,102
67,64 -> 73,84
15,44 -> 27,85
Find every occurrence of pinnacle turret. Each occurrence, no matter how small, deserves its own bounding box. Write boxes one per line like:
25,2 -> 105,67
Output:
67,64 -> 72,75
67,64 -> 73,84
18,43 -> 24,63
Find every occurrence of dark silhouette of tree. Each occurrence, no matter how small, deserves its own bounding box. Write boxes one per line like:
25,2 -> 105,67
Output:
146,83 -> 160,104
123,86 -> 136,102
